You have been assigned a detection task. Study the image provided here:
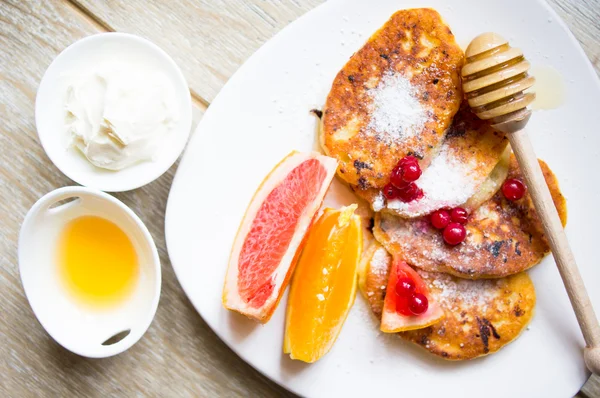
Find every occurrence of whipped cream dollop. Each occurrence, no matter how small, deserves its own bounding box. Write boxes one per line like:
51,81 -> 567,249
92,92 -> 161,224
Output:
64,63 -> 178,170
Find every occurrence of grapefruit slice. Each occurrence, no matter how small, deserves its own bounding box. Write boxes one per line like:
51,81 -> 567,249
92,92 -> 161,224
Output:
223,151 -> 338,323
284,205 -> 362,362
380,261 -> 444,333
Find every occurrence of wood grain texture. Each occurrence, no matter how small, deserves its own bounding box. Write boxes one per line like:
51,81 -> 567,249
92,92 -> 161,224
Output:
0,1 -> 287,397
72,0 -> 600,107
72,0 -> 324,103
583,375 -> 600,398
1,0 -> 599,397
547,0 -> 600,72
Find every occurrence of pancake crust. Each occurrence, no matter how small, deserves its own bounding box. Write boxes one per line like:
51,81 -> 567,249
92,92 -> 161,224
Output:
321,8 -> 463,190
354,104 -> 509,216
359,242 -> 535,360
373,156 -> 567,278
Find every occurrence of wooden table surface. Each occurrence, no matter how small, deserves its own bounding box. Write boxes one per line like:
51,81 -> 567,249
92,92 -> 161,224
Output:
1,1 -> 599,396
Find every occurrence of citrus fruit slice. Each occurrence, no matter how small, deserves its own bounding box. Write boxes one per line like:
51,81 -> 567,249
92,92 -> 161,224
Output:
223,151 -> 338,323
380,260 -> 444,333
283,205 -> 362,363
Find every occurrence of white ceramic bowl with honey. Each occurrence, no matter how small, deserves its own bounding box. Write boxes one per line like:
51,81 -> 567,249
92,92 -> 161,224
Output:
18,186 -> 161,358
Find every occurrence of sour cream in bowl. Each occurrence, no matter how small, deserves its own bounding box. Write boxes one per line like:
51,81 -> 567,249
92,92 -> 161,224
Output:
36,33 -> 192,192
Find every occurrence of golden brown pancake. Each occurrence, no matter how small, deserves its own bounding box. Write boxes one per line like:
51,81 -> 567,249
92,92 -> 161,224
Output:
354,104 -> 509,217
321,8 -> 463,190
358,242 -> 535,360
373,155 -> 567,279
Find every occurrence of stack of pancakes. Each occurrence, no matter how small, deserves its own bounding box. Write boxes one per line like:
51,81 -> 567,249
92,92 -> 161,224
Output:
320,8 -> 567,360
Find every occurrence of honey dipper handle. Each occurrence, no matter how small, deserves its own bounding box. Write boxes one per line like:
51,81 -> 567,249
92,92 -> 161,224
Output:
509,129 -> 600,374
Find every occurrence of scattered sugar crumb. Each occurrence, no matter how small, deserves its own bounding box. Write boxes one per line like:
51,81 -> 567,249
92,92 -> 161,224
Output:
367,72 -> 428,143
323,268 -> 328,275
323,286 -> 329,292
316,294 -> 325,301
372,191 -> 385,212
369,248 -> 390,276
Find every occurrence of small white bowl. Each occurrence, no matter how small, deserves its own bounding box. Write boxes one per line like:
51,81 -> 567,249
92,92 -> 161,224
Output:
35,33 -> 192,192
19,186 -> 161,358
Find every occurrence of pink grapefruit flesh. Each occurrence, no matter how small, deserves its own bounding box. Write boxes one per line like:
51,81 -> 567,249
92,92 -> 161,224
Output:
223,151 -> 338,323
381,261 -> 444,333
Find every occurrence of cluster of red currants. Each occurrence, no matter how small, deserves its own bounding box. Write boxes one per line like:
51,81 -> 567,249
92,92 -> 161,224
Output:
428,177 -> 527,245
395,276 -> 428,315
430,207 -> 468,245
382,156 -> 423,203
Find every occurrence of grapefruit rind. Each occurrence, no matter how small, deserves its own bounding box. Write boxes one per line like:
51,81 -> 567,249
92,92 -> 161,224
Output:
380,261 -> 444,333
283,205 -> 362,363
222,151 -> 338,323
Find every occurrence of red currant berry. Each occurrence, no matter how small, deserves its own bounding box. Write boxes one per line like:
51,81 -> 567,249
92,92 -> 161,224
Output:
401,161 -> 422,182
443,222 -> 467,245
502,178 -> 526,201
450,207 -> 468,224
399,155 -> 419,167
395,277 -> 416,297
395,295 -> 412,316
397,182 -> 424,203
391,156 -> 422,187
383,183 -> 400,200
409,292 -> 429,315
389,166 -> 408,189
430,209 -> 451,229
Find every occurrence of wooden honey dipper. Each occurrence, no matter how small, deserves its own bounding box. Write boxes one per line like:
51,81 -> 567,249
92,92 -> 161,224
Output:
462,32 -> 600,374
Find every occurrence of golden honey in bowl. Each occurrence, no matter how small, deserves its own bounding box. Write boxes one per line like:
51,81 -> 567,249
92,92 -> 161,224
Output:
57,215 -> 138,308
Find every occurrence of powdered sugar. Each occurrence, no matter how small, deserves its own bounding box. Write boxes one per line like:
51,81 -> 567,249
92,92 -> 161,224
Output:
429,273 -> 499,310
386,144 -> 478,216
369,247 -> 391,276
367,72 -> 428,142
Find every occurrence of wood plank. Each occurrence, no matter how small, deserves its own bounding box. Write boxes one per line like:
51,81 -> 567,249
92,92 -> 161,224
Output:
73,0 -> 598,108
547,0 -> 600,73
582,375 -> 600,398
0,1 -> 290,397
72,0 -> 324,103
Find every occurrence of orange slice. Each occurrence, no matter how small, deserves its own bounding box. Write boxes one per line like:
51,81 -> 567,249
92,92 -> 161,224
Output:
283,205 -> 362,363
380,261 -> 444,333
223,151 -> 338,323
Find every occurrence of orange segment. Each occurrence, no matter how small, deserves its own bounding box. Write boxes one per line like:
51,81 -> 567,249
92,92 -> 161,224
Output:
284,205 -> 362,363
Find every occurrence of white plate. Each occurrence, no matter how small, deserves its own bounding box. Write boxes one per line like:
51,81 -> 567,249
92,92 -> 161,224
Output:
165,1 -> 600,396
